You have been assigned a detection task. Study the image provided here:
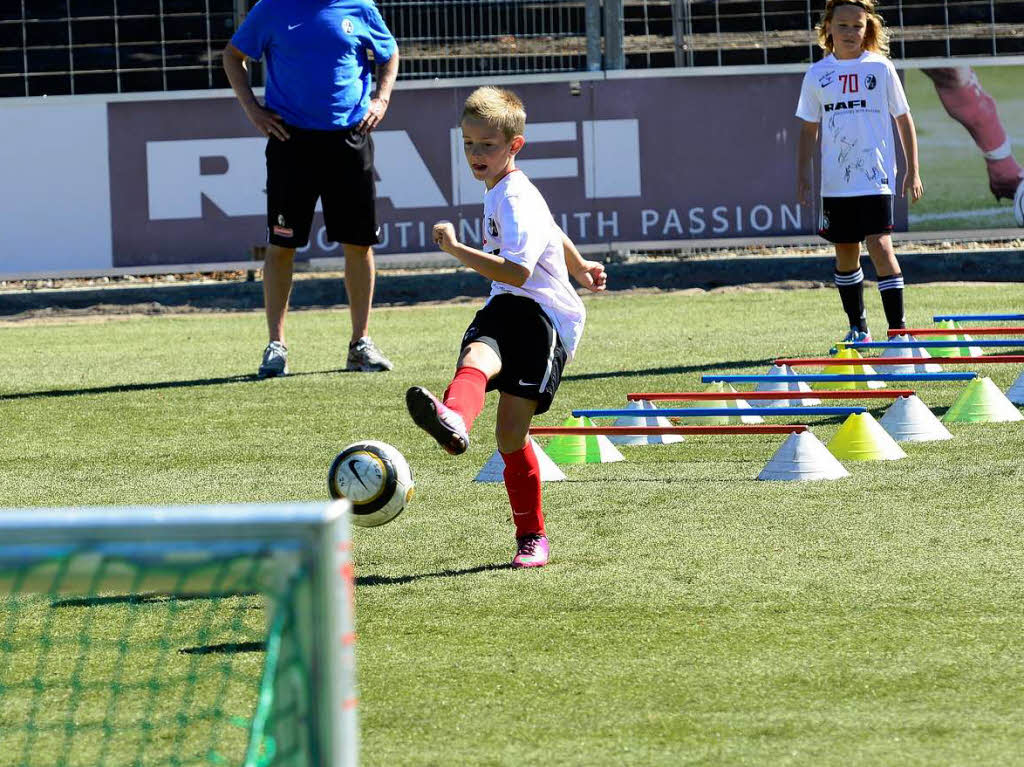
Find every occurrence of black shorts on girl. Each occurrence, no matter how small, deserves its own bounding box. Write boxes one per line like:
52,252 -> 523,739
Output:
818,194 -> 894,244
460,293 -> 568,415
265,126 -> 380,248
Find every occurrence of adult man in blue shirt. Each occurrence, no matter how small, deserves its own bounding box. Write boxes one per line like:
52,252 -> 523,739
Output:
223,0 -> 400,377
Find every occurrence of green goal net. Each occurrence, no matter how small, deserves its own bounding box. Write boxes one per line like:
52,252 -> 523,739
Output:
0,502 -> 356,767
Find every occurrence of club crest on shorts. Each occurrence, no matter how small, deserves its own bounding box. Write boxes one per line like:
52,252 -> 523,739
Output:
342,17 -> 355,34
273,213 -> 293,238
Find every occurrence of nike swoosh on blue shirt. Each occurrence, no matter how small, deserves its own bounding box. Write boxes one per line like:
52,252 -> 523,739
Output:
288,23 -> 302,30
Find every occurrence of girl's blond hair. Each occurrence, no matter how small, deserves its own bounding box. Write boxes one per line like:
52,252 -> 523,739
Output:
816,0 -> 890,56
461,87 -> 526,140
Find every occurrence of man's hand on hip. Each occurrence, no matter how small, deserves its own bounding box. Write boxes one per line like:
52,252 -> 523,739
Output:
356,98 -> 389,134
245,104 -> 291,141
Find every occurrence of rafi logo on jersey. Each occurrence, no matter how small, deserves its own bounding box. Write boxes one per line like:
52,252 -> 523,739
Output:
865,74 -> 877,90
342,18 -> 355,34
823,99 -> 867,112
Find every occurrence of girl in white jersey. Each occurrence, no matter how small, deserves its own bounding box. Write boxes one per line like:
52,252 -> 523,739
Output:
796,0 -> 924,346
405,87 -> 607,569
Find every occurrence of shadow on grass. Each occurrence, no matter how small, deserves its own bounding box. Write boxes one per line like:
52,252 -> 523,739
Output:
563,357 -> 776,383
179,642 -> 266,655
52,591 -> 261,608
356,562 -> 511,587
0,369 -> 362,401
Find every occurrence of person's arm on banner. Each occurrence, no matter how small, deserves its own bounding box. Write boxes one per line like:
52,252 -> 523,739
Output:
895,113 -> 924,203
796,119 -> 819,207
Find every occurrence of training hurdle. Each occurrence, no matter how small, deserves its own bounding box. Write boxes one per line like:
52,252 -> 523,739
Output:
572,407 -> 867,417
626,390 -> 914,401
775,356 -> 1024,366
843,340 -> 1024,349
934,314 -> 1024,322
890,327 -> 1024,336
702,373 -> 977,383
530,425 -> 809,436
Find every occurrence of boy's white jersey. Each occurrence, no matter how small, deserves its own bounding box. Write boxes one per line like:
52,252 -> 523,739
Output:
482,169 -> 586,359
796,51 -> 910,197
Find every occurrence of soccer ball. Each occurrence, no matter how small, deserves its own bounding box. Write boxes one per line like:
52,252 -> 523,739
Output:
327,441 -> 414,528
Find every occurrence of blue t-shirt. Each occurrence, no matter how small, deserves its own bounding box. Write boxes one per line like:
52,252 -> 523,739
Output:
231,0 -> 396,130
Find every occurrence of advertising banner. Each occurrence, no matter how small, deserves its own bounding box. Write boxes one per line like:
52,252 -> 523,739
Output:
3,58 -> 1021,280
106,73 -> 829,268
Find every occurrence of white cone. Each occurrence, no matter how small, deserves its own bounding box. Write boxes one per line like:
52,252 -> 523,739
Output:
879,395 -> 952,442
595,436 -> 627,462
879,334 -> 942,374
608,400 -> 684,445
757,431 -> 850,481
958,334 -> 983,357
1008,369 -> 1024,405
754,364 -> 821,407
474,438 -> 567,483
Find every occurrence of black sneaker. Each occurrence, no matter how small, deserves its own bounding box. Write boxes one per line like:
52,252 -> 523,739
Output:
405,386 -> 469,455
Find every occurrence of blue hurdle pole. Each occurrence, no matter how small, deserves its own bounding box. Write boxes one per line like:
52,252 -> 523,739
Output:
701,373 -> 977,383
572,406 -> 867,417
842,339 -> 1024,348
933,314 -> 1024,322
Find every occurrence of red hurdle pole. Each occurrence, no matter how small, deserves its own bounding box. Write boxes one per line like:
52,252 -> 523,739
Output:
889,327 -> 1024,336
775,356 -> 1024,366
529,425 -> 809,436
626,390 -> 915,401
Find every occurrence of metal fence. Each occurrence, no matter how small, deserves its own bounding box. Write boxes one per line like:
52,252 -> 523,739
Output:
2,0 -> 1023,97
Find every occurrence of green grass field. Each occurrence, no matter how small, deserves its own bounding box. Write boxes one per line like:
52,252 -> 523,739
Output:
905,64 -> 1024,231
2,282 -> 1024,766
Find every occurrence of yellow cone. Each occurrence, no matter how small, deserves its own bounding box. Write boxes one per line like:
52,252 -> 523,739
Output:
942,377 -> 1024,423
926,320 -> 960,358
819,347 -> 886,390
827,412 -> 906,460
544,416 -> 626,464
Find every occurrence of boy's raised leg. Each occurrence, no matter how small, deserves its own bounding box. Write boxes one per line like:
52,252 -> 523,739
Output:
406,386 -> 470,455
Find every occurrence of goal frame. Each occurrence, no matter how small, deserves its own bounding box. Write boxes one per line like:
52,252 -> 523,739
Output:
0,500 -> 356,767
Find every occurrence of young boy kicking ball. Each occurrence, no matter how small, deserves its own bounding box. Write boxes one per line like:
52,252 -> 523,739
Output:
405,86 -> 606,568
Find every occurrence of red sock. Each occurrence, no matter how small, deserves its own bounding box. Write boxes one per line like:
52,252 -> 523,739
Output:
934,75 -> 1007,154
442,366 -> 488,432
501,441 -> 544,538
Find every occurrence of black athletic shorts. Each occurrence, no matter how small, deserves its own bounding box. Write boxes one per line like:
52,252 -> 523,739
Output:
265,125 -> 379,248
818,194 -> 894,244
460,293 -> 568,416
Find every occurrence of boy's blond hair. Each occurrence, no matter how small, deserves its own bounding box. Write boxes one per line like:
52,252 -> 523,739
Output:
816,0 -> 890,56
461,87 -> 526,141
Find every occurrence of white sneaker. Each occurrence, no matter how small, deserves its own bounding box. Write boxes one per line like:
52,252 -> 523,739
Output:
258,341 -> 289,378
346,337 -> 393,372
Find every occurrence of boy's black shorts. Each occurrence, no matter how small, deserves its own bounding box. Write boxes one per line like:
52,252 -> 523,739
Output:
460,294 -> 568,416
818,194 -> 894,244
265,126 -> 380,249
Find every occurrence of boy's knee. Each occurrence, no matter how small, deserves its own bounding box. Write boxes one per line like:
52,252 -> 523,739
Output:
495,427 -> 528,455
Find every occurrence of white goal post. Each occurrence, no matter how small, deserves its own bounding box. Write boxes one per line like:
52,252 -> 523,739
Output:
0,501 -> 356,767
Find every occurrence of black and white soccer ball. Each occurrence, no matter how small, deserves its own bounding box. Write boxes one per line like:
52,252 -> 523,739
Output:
327,441 -> 414,528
